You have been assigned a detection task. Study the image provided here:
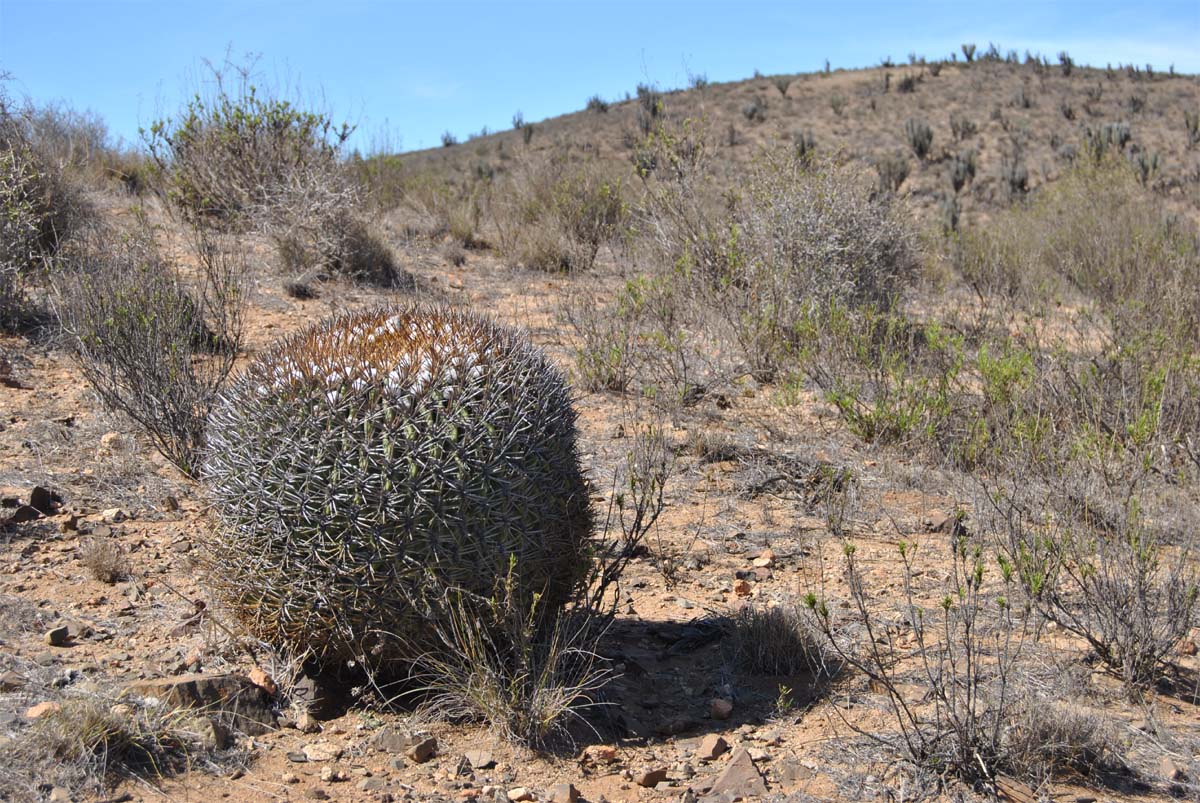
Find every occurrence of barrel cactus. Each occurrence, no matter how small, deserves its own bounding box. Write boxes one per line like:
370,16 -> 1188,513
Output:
201,304 -> 592,667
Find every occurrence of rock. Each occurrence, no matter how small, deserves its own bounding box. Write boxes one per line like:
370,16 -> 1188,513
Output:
751,549 -> 774,568
707,748 -> 767,798
710,698 -> 733,720
247,666 -> 277,696
306,789 -> 330,801
286,752 -> 308,763
507,788 -> 534,802
160,495 -> 181,513
281,772 -> 300,783
406,736 -> 437,763
0,671 -> 26,691
1159,756 -> 1188,782
696,734 -> 729,761
48,787 -> 71,803
25,701 -> 62,719
676,597 -> 696,610
775,759 -> 807,785
581,744 -> 618,765
388,757 -> 406,771
321,766 -> 350,782
29,486 -> 62,516
360,777 -> 388,791
127,673 -> 275,735
733,579 -> 752,597
99,507 -> 127,524
464,749 -> 496,769
373,726 -> 420,753
547,783 -> 579,803
303,742 -> 344,762
296,710 -> 321,734
1179,638 -> 1198,656
44,625 -> 70,647
635,768 -> 669,787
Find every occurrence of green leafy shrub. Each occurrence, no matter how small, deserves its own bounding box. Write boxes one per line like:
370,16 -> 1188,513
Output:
201,304 -> 593,669
143,61 -> 351,225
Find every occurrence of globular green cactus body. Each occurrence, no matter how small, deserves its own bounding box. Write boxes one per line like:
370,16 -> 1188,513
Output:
201,304 -> 591,667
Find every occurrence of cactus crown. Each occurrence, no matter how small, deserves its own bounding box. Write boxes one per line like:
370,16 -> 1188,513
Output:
201,304 -> 592,667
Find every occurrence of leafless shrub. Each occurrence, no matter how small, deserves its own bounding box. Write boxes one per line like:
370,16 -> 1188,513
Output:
640,132 -> 916,382
729,602 -> 832,676
1004,696 -> 1129,784
79,535 -> 129,583
54,224 -> 245,476
0,681 -> 237,800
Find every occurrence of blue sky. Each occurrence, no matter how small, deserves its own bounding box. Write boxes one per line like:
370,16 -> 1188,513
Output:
1,0 -> 1196,153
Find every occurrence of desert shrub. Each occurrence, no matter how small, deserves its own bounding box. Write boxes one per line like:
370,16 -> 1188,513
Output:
729,602 -> 831,676
949,113 -> 977,141
0,93 -> 92,326
144,60 -> 351,225
1003,698 -> 1128,784
897,73 -> 918,94
80,535 -> 130,583
1060,100 -> 1075,121
491,153 -> 628,272
0,688 -> 205,799
961,43 -> 976,62
1084,121 -> 1132,161
1186,110 -> 1200,148
799,304 -> 963,445
772,76 -> 792,97
55,225 -> 245,476
808,535 -> 1031,788
791,129 -> 816,163
947,149 -> 977,192
200,304 -> 593,669
904,117 -> 933,159
999,157 -> 1028,198
742,95 -> 768,123
875,151 -> 910,193
955,157 -> 1200,345
641,137 -> 916,380
985,472 -> 1198,694
585,94 -> 609,113
1130,149 -> 1160,185
830,93 -> 847,116
559,289 -> 641,392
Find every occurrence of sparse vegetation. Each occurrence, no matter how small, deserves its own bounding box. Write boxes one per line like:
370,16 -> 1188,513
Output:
904,117 -> 933,159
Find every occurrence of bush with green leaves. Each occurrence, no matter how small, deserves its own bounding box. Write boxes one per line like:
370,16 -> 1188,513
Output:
200,304 -> 593,669
144,61 -> 351,225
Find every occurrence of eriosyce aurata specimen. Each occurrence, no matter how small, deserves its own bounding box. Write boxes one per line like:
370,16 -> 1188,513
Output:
201,304 -> 593,667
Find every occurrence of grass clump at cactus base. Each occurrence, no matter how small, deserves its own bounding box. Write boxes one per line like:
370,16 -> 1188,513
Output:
200,303 -> 593,669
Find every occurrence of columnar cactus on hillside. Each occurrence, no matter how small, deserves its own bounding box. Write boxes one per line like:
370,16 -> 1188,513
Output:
201,304 -> 592,667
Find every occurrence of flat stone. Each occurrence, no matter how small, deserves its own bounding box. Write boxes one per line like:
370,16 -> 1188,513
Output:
320,766 -> 350,782
696,734 -> 729,761
360,777 -> 388,791
707,748 -> 767,798
44,626 -> 70,647
25,701 -> 62,719
127,673 -> 274,734
581,744 -> 618,765
372,726 -> 419,752
0,671 -> 25,692
507,788 -> 534,802
635,768 -> 669,787
406,736 -> 437,763
547,783 -> 579,803
305,789 -> 330,801
302,742 -> 344,762
464,749 -> 495,769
